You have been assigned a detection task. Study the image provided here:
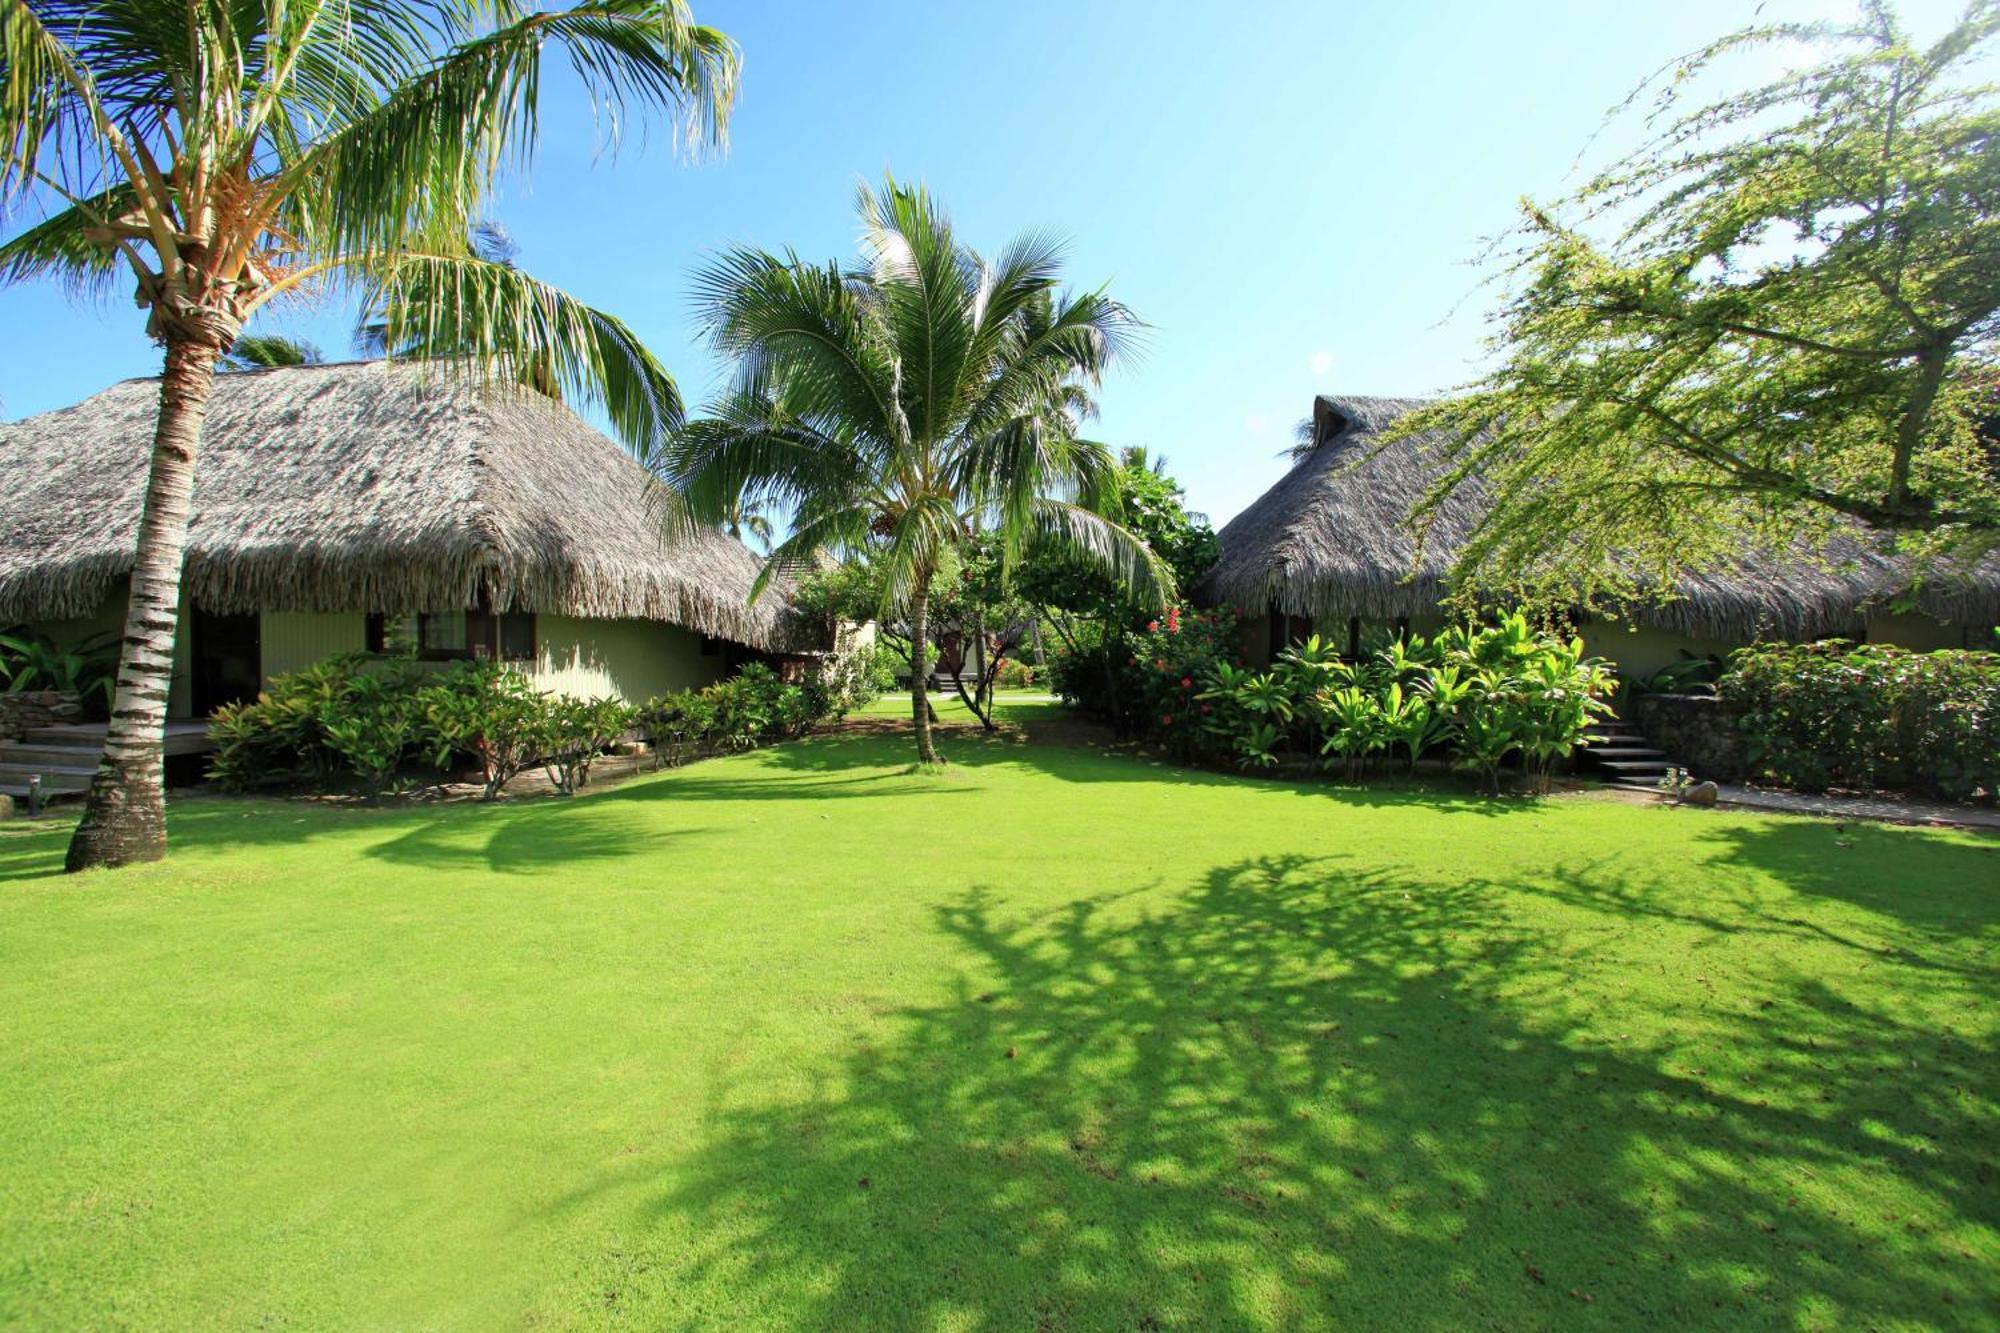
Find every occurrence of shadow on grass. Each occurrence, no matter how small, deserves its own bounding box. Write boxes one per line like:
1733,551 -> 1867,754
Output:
1700,817 -> 2000,937
0,819 -> 72,884
568,855 -> 1995,1328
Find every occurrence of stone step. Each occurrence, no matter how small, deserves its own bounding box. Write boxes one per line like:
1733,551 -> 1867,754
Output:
1584,745 -> 1667,759
1598,759 -> 1675,773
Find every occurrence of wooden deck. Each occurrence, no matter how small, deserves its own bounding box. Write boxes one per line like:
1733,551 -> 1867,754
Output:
24,720 -> 216,755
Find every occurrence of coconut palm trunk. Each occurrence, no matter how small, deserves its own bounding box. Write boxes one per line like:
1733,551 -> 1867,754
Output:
909,574 -> 940,765
4,0 -> 738,870
66,338 -> 222,870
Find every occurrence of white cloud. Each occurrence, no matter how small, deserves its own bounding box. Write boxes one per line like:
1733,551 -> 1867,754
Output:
1309,350 -> 1335,379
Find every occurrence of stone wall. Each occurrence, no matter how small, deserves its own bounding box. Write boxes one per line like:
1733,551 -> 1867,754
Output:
1627,692 -> 1748,783
0,690 -> 83,742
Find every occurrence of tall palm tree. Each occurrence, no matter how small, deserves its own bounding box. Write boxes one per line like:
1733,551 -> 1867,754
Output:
657,177 -> 1169,765
1,1 -> 737,870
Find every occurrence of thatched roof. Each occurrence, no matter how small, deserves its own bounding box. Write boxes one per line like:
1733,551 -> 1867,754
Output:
1203,394 -> 2000,641
0,361 -> 817,652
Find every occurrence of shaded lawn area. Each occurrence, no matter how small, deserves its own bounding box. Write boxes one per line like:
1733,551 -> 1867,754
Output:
1,706 -> 1996,1329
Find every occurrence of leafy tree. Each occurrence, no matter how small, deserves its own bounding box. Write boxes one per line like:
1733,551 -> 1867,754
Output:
1395,2 -> 2000,615
1019,447 -> 1218,732
657,177 -> 1167,764
0,0 -> 737,868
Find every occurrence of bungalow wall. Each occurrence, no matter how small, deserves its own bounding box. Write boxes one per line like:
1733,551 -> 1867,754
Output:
25,593 -> 735,719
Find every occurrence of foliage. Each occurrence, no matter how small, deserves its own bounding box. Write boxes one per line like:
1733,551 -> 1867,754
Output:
539,696 -> 637,797
633,658 -> 866,766
1051,604 -> 1241,755
1059,611 -> 1617,794
801,641 -> 890,722
1724,640 -> 1998,800
416,666 -> 562,800
1392,5 -> 2000,616
993,658 -> 1041,690
0,627 -> 117,712
1016,447 -> 1219,620
207,655 -> 637,800
654,176 -> 1166,763
319,670 -> 421,797
1624,652 -> 1727,698
793,541 -> 1037,732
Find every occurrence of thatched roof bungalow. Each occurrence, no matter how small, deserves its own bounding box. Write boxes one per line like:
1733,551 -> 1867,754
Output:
1,361 -> 820,716
1204,394 -> 2000,672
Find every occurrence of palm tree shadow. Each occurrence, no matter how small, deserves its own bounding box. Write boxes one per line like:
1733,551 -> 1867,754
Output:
556,854 -> 1997,1327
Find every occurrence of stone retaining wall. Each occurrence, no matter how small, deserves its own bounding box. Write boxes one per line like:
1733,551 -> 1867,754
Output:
0,690 -> 83,742
1627,692 -> 1748,783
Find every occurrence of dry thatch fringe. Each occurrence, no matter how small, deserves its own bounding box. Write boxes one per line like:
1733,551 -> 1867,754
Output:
0,361 -> 823,652
1202,395 -> 2000,641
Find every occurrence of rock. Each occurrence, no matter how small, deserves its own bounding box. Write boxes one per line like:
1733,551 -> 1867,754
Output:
0,793 -> 12,821
1684,780 -> 1720,807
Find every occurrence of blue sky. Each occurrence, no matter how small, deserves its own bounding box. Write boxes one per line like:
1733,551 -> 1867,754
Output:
0,0 -> 1977,525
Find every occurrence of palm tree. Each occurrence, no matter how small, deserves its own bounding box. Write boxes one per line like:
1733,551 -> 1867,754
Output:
219,334 -> 324,372
720,495 -> 775,553
657,177 -> 1168,765
1,1 -> 738,870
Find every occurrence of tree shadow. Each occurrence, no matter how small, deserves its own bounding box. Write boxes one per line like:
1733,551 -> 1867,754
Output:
1695,817 -> 2000,938
358,803 -> 707,876
570,855 -> 1996,1328
0,820 -> 71,883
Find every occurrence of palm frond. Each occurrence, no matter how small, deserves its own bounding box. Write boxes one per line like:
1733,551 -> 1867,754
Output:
277,2 -> 739,261
369,250 -> 684,455
1030,498 -> 1174,609
0,183 -> 133,291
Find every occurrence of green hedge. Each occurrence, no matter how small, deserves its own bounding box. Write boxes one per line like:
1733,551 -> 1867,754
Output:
1724,641 -> 1999,801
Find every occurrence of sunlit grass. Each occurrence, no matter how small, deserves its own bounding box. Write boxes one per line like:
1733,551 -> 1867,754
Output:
1,721 -> 1994,1329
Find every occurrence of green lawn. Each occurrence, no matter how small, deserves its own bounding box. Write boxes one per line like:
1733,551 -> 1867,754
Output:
2,703 -> 1996,1330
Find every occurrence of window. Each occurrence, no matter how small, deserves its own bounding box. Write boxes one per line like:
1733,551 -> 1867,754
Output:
419,613 -> 467,657
365,610 -> 534,661
497,611 -> 536,662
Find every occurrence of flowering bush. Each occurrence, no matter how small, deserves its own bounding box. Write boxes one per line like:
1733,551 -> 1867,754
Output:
1725,641 -> 1997,800
1049,605 -> 1241,754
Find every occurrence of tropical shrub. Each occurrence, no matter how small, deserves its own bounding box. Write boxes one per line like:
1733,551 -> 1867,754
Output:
802,641 -> 890,721
0,628 -> 120,715
1724,642 -> 1998,801
1056,610 -> 1616,793
210,656 -> 638,799
320,671 -> 421,797
633,654 -> 870,765
540,697 -> 637,796
1051,604 -> 1241,749
208,653 -> 383,790
416,667 -> 553,800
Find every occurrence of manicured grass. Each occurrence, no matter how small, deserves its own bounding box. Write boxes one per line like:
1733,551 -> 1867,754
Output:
1,707 -> 1995,1329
